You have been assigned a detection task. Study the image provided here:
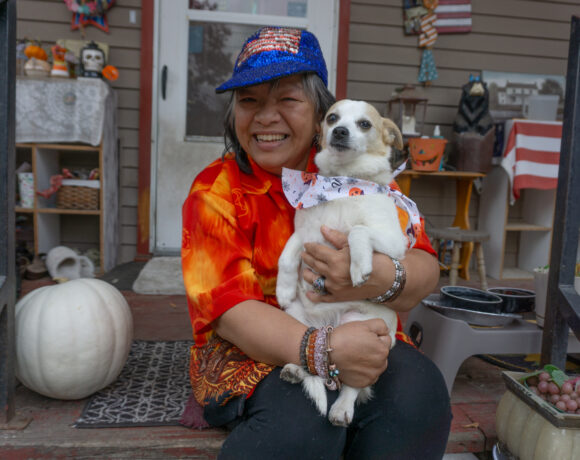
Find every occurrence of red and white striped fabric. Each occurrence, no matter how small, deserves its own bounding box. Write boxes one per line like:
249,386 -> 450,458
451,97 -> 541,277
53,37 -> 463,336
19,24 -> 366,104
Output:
500,119 -> 562,204
434,0 -> 472,34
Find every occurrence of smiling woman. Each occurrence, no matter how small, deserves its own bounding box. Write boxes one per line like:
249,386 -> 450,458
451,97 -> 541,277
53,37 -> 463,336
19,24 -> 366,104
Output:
180,26 -> 451,459
232,76 -> 319,176
222,71 -> 334,175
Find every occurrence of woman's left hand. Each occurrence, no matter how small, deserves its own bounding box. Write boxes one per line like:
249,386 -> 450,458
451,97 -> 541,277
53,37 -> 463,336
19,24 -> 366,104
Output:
302,225 -> 385,303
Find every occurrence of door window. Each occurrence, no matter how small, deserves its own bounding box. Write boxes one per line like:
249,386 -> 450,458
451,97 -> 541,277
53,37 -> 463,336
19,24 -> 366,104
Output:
186,22 -> 261,137
184,0 -> 334,139
190,0 -> 307,17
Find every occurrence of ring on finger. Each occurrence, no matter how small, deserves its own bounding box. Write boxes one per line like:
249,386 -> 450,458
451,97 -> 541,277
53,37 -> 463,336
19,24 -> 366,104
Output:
313,276 -> 328,295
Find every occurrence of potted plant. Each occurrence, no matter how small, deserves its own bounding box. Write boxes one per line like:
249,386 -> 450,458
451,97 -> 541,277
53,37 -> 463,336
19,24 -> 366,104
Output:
495,365 -> 580,459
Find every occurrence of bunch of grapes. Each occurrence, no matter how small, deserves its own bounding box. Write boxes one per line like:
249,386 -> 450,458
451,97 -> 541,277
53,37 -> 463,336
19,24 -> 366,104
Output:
526,372 -> 580,414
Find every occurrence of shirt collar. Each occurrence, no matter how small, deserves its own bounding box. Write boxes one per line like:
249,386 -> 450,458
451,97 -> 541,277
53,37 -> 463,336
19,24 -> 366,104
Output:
240,147 -> 318,195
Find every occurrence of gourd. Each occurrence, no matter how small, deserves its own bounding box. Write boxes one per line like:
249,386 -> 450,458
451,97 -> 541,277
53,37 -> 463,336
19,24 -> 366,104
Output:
102,65 -> 119,81
23,57 -> 51,78
24,43 -> 47,61
496,377 -> 580,459
15,278 -> 133,400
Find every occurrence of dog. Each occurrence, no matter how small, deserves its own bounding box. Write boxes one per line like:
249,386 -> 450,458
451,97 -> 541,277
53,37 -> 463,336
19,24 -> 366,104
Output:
276,99 -> 408,426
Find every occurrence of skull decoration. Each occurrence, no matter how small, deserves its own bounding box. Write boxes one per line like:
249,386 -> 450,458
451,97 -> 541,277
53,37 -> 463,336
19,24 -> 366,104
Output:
80,41 -> 105,78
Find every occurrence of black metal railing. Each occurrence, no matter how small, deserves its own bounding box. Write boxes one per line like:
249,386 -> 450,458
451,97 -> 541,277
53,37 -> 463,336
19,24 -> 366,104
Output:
541,15 -> 580,368
0,0 -> 17,426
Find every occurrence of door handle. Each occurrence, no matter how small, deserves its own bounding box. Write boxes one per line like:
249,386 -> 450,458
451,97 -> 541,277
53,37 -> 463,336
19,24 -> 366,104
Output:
161,65 -> 167,100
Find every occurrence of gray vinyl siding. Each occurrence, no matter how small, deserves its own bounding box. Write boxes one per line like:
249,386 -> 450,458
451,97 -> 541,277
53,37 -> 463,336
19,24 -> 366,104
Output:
15,0 -> 578,271
347,0 -> 577,269
16,0 -> 141,264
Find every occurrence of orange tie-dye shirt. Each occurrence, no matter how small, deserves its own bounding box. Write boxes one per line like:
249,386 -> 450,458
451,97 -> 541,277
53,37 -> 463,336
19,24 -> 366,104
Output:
181,151 -> 436,408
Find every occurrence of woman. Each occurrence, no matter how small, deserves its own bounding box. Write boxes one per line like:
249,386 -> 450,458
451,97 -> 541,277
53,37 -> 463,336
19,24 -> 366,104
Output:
182,27 -> 452,459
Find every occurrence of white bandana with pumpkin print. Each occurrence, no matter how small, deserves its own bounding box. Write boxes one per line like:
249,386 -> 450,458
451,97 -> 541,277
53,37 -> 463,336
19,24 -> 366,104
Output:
281,168 -> 422,248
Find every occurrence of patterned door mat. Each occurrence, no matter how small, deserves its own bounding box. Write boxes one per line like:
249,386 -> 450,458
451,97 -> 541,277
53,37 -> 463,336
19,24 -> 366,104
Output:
75,340 -> 193,428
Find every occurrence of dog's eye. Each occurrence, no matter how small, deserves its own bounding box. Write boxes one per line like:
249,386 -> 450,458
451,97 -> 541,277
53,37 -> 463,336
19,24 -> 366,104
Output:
326,113 -> 338,124
357,119 -> 372,130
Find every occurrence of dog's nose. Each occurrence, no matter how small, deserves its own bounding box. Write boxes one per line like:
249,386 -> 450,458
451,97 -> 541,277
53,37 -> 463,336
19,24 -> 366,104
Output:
332,126 -> 349,141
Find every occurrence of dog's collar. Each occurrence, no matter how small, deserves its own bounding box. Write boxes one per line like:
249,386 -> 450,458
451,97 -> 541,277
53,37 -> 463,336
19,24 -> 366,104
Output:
281,168 -> 421,248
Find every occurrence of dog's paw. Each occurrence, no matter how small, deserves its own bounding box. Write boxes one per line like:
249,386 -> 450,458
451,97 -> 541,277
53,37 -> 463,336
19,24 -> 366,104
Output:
328,400 -> 355,427
351,269 -> 370,287
303,377 -> 328,416
356,386 -> 373,404
276,285 -> 296,308
280,364 -> 306,384
349,249 -> 373,287
350,261 -> 372,287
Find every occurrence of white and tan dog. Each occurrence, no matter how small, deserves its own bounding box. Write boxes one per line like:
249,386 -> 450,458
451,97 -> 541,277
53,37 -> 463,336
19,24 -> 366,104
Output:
276,99 -> 408,426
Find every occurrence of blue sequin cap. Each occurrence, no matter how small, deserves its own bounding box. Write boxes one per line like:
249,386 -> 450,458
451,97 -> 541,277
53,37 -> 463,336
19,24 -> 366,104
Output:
216,27 -> 328,93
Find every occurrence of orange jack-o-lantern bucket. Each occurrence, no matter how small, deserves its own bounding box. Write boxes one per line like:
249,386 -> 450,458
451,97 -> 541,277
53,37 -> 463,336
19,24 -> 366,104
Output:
408,138 -> 447,172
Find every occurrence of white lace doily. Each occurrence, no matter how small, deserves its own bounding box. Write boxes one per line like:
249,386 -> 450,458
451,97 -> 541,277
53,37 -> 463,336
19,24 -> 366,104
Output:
16,77 -> 111,146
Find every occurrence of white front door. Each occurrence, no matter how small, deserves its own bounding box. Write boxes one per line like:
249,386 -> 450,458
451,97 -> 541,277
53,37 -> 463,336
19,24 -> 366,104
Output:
152,0 -> 339,254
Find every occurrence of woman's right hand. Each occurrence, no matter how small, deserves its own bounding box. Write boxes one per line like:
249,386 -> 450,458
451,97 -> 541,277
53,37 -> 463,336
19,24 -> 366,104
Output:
329,319 -> 391,388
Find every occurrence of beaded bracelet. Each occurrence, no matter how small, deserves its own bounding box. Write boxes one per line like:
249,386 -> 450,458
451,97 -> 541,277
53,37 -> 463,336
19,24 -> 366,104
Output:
300,327 -> 316,370
313,328 -> 328,378
306,329 -> 318,375
324,326 -> 341,391
299,326 -> 342,390
367,257 -> 406,304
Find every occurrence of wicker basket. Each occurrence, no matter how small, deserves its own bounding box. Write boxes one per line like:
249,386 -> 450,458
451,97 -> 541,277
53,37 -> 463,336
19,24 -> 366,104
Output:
57,183 -> 100,210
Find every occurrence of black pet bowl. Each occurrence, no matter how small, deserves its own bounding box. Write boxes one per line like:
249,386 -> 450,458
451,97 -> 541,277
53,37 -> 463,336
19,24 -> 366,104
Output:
486,287 -> 535,314
440,286 -> 503,314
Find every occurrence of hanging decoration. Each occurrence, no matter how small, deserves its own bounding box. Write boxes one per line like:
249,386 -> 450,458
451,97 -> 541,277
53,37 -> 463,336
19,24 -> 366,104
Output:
403,0 -> 472,35
63,0 -> 116,34
431,0 -> 472,34
403,0 -> 472,85
417,2 -> 438,85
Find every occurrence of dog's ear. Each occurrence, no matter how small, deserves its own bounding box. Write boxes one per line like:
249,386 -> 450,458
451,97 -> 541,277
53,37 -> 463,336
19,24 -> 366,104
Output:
382,118 -> 404,150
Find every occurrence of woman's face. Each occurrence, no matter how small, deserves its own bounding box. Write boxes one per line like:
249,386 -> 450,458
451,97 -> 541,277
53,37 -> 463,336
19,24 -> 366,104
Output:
234,75 -> 320,176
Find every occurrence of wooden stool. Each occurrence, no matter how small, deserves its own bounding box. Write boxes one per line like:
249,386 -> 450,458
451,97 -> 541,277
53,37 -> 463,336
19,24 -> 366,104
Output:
429,227 -> 490,290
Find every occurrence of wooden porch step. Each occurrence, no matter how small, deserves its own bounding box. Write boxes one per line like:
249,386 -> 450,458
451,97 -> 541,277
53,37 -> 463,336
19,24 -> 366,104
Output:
0,359 -> 501,458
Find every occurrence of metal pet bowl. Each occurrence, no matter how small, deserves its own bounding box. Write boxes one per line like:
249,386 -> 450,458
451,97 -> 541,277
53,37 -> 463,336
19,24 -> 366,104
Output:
486,287 -> 535,314
440,285 -> 503,314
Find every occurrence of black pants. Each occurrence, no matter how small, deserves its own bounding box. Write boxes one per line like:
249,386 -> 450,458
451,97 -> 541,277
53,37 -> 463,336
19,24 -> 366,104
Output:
210,342 -> 452,460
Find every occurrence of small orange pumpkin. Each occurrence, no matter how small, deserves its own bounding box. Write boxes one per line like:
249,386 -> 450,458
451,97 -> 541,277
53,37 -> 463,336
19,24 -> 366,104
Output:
102,65 -> 119,81
24,43 -> 47,61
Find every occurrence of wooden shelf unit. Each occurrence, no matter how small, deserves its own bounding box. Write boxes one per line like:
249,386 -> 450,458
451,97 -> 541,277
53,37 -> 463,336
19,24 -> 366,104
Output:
478,167 -> 555,280
15,142 -> 118,274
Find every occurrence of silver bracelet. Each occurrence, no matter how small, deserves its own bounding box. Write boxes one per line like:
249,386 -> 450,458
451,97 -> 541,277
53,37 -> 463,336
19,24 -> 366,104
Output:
367,257 -> 406,303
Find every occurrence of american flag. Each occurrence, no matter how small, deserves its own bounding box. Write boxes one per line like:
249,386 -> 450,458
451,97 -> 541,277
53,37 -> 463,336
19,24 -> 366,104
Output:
434,0 -> 472,34
237,27 -> 301,67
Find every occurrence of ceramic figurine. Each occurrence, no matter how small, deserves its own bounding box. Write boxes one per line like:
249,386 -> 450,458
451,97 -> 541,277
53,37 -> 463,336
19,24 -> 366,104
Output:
453,75 -> 493,135
80,41 -> 105,78
50,45 -> 69,77
453,74 -> 496,172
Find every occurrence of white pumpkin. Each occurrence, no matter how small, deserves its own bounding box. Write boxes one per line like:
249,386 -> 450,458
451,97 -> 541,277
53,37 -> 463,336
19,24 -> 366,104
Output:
496,390 -> 580,459
15,278 -> 133,400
